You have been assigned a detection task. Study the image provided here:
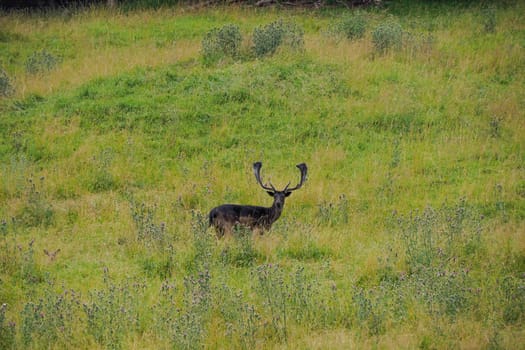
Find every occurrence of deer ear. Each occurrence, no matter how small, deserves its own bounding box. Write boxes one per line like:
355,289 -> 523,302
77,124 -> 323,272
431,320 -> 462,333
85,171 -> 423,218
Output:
285,191 -> 292,197
267,191 -> 275,197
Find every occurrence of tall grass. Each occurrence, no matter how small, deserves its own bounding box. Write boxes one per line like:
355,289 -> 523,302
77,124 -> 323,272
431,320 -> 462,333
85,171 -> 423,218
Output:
0,2 -> 524,348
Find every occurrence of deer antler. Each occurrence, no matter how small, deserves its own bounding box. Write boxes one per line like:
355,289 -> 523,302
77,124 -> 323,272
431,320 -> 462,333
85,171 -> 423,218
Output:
285,163 -> 308,192
253,162 -> 276,192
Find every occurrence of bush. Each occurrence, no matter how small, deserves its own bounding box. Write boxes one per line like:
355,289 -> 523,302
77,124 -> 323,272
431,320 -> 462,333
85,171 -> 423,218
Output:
130,200 -> 166,247
0,68 -> 14,96
18,177 -> 55,228
202,24 -> 242,63
482,7 -> 497,33
0,303 -> 16,350
372,19 -> 404,53
21,283 -> 79,348
220,226 -> 260,267
86,148 -> 118,193
335,13 -> 367,40
25,49 -> 59,74
252,19 -> 304,58
83,270 -> 145,349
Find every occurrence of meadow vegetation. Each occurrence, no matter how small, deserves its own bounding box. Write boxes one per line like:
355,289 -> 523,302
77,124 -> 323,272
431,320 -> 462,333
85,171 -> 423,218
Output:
0,1 -> 524,348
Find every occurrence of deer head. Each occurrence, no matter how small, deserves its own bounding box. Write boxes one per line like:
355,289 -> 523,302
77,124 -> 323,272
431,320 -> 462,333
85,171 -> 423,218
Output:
253,161 -> 307,213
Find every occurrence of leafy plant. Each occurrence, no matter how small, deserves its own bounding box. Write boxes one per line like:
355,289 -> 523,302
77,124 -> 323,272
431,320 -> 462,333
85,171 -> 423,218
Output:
482,7 -> 497,33
219,285 -> 261,350
130,200 -> 167,247
87,148 -> 118,193
372,19 -> 404,53
0,303 -> 16,350
220,225 -> 260,267
18,176 -> 54,227
172,270 -> 212,349
252,19 -> 304,58
21,283 -> 80,348
352,286 -> 386,336
156,269 -> 212,350
189,211 -> 213,271
25,49 -> 59,74
331,12 -> 367,40
254,264 -> 288,342
318,194 -> 350,226
501,276 -> 525,324
393,199 -> 484,317
202,24 -> 242,63
0,68 -> 14,96
83,269 -> 145,349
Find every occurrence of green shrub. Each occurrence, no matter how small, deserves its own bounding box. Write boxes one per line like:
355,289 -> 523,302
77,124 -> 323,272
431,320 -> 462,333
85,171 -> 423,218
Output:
252,19 -> 304,58
220,226 -> 260,267
202,24 -> 242,63
0,68 -> 14,97
318,194 -> 350,226
18,177 -> 55,228
130,200 -> 166,247
501,276 -> 525,324
372,19 -> 404,53
334,13 -> 367,40
482,7 -> 497,33
395,198 -> 483,270
218,285 -> 261,349
155,269 -> 212,349
393,199 -> 484,317
352,286 -> 386,336
83,270 -> 145,349
86,148 -> 118,193
253,264 -> 288,342
21,283 -> 79,348
0,303 -> 16,350
25,50 -> 59,74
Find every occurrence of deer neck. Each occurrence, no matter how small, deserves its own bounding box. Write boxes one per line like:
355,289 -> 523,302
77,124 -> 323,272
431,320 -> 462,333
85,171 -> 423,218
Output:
269,201 -> 284,222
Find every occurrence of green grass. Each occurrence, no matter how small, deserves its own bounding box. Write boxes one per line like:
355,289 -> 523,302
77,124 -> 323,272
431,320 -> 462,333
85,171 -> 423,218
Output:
1,2 -> 524,349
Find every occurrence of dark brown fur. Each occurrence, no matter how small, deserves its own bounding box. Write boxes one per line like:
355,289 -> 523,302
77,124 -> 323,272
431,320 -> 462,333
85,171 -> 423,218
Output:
209,162 -> 307,238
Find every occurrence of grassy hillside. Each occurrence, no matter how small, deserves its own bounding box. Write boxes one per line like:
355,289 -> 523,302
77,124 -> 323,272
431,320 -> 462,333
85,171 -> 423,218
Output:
1,2 -> 524,349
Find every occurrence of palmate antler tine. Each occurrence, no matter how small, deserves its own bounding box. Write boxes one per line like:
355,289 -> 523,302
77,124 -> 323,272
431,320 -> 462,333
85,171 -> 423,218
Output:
253,162 -> 275,192
285,163 -> 308,192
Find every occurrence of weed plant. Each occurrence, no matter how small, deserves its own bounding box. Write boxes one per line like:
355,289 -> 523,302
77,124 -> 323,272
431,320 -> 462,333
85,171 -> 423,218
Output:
352,286 -> 386,336
172,270 -> 212,349
482,7 -> 497,33
202,24 -> 242,64
18,177 -> 54,228
83,269 -> 145,349
130,200 -> 167,247
21,283 -> 80,348
0,219 -> 17,275
155,268 -> 212,349
0,303 -> 16,350
87,148 -> 118,193
253,19 -> 304,58
0,68 -> 14,96
330,12 -> 367,40
254,264 -> 288,342
318,194 -> 350,226
372,19 -> 404,53
25,50 -> 59,75
220,225 -> 260,267
500,276 -> 525,325
219,285 -> 261,350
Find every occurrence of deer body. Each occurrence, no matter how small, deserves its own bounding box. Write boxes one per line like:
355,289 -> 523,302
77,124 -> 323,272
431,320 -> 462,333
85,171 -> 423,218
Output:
209,162 -> 307,238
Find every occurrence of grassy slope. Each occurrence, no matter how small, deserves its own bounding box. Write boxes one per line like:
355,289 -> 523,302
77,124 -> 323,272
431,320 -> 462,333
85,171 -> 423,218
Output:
0,2 -> 524,349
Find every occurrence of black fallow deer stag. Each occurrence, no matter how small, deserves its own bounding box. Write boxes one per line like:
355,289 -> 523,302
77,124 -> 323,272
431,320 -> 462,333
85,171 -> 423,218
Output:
209,162 -> 308,238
